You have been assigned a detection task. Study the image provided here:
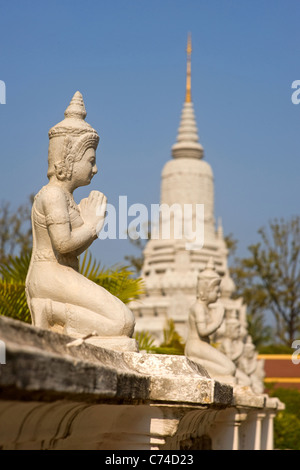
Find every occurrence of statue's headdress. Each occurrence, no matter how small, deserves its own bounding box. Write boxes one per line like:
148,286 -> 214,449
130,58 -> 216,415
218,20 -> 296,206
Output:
197,258 -> 221,300
244,335 -> 255,350
47,91 -> 99,180
197,258 -> 220,283
48,91 -> 99,139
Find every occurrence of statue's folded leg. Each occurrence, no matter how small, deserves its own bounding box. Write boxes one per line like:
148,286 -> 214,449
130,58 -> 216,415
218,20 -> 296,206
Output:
27,264 -> 135,337
30,297 -> 134,337
186,343 -> 236,384
188,355 -> 233,376
236,369 -> 252,387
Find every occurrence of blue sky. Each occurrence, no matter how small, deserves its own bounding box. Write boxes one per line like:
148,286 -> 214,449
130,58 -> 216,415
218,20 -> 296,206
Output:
0,0 -> 299,268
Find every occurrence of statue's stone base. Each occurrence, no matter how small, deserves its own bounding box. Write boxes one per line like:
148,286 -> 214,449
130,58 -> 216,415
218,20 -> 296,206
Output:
0,316 -> 284,450
85,336 -> 139,352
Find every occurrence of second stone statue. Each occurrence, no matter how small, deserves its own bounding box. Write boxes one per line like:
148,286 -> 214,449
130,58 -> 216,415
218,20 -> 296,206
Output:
25,91 -> 137,351
184,258 -> 236,384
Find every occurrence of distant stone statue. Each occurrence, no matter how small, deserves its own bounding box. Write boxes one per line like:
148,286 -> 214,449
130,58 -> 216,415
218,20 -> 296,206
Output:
220,318 -> 244,363
185,259 -> 236,383
237,336 -> 265,394
220,318 -> 252,387
25,92 -> 136,350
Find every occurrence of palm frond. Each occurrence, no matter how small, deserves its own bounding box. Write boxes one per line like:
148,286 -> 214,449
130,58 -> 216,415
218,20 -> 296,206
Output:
134,323 -> 186,356
134,330 -> 156,352
80,251 -> 145,304
0,251 -> 31,323
0,251 -> 31,282
79,250 -> 102,280
0,249 -> 145,325
0,282 -> 31,322
159,319 -> 185,355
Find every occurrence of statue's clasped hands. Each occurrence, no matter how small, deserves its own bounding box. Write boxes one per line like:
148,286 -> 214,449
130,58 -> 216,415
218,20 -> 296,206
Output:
79,190 -> 107,237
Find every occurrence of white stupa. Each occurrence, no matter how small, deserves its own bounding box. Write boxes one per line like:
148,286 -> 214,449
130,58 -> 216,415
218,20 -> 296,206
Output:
129,35 -> 245,342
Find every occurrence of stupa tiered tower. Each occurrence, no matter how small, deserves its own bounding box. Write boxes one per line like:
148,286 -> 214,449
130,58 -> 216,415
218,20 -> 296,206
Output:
129,35 -> 246,342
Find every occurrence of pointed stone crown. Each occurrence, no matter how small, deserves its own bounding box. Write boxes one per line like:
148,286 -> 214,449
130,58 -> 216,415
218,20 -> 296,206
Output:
64,91 -> 87,120
245,335 -> 255,350
220,271 -> 236,299
48,91 -> 99,141
198,258 -> 220,282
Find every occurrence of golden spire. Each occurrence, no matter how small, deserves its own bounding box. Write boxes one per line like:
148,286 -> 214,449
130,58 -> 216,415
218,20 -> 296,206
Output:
185,32 -> 192,103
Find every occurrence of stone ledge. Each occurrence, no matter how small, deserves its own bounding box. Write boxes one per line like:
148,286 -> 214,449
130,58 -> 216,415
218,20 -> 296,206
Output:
0,316 -> 149,403
123,352 -> 233,406
0,316 -> 231,407
0,316 -> 284,450
0,316 -> 279,412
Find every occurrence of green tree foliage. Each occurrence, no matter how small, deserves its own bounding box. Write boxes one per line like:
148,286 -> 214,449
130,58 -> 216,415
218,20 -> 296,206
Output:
229,217 -> 300,346
158,319 -> 185,355
133,330 -> 157,352
79,250 -> 145,304
124,222 -> 151,275
268,387 -> 300,450
124,237 -> 145,276
0,196 -> 33,264
258,344 -> 292,354
224,233 -> 238,258
225,233 -> 272,349
134,319 -> 185,355
0,252 -> 31,323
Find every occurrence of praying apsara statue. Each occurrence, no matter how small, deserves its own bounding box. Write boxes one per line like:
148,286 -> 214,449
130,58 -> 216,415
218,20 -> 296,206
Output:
237,336 -> 265,394
219,317 -> 252,387
25,92 -> 136,349
185,259 -> 236,383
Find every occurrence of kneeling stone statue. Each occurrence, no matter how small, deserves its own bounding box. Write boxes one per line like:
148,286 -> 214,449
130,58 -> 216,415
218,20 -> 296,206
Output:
25,91 -> 137,351
185,259 -> 236,384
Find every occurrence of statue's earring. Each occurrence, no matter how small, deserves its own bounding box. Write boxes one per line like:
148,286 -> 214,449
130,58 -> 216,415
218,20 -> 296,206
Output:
54,162 -> 67,181
198,290 -> 207,302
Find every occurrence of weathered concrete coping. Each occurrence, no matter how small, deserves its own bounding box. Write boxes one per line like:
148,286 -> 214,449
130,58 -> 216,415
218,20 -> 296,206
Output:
123,352 -> 233,406
0,316 -> 149,403
0,316 -> 233,407
0,315 -> 281,411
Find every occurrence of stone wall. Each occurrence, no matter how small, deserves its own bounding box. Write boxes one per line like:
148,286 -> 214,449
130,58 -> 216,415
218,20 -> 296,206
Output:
0,316 -> 283,450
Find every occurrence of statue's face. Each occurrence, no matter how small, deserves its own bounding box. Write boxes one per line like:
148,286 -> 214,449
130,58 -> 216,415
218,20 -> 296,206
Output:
72,147 -> 98,187
227,322 -> 240,339
207,283 -> 220,304
198,278 -> 220,303
245,346 -> 255,359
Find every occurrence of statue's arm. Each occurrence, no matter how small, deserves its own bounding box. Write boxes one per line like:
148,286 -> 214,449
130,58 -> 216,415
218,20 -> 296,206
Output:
195,302 -> 225,337
248,356 -> 259,375
220,339 -> 231,357
194,303 -> 213,337
209,303 -> 225,331
42,187 -> 97,255
231,341 -> 244,361
72,191 -> 107,256
72,238 -> 95,257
